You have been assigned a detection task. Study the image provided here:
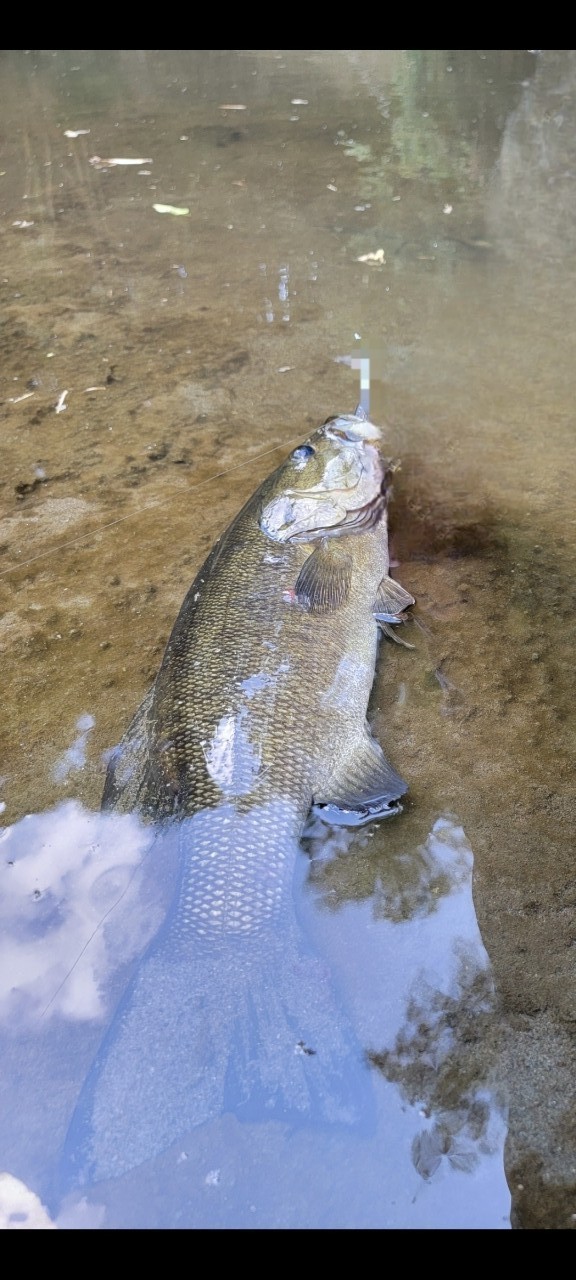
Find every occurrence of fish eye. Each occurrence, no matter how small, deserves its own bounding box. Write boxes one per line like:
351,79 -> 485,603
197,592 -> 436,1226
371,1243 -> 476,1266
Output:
291,444 -> 316,467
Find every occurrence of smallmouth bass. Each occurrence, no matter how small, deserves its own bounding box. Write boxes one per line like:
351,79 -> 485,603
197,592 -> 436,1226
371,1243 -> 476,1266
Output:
62,407 -> 415,1185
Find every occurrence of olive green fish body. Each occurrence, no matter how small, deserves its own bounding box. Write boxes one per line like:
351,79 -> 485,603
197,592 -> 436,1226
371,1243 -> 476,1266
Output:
104,413 -> 411,884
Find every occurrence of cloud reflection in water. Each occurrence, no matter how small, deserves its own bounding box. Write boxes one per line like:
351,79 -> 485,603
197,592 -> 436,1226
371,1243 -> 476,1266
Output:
0,801 -> 160,1026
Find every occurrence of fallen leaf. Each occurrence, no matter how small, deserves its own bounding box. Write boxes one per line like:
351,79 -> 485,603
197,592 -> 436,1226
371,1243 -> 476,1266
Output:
153,204 -> 190,217
89,156 -> 153,168
357,248 -> 385,265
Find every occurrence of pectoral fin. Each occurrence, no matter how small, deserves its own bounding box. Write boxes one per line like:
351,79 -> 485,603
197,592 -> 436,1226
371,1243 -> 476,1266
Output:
373,575 -> 415,648
373,574 -> 415,622
295,542 -> 352,613
377,620 -> 415,649
312,731 -> 407,826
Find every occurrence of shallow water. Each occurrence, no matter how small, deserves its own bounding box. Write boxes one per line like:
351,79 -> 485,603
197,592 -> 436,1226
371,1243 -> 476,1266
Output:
0,50 -> 575,1229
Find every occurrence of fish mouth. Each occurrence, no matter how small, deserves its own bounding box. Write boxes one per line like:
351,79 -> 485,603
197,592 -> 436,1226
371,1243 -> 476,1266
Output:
323,412 -> 382,443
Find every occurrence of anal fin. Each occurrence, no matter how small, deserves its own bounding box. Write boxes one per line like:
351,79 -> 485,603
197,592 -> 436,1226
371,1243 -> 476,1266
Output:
313,731 -> 407,827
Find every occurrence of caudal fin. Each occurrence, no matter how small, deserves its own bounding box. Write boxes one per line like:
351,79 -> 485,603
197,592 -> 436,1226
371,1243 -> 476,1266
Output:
59,920 -> 375,1190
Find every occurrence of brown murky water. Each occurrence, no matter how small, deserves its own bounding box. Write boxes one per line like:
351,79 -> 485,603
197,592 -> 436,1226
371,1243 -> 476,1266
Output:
0,50 -> 575,1229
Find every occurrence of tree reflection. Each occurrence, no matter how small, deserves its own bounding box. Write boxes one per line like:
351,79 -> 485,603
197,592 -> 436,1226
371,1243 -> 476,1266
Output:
368,951 -> 504,1182
304,813 -> 508,1194
488,50 -> 576,258
304,809 -> 472,921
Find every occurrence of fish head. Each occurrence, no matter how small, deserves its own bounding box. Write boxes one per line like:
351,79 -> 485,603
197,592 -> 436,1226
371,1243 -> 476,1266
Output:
260,410 -> 388,544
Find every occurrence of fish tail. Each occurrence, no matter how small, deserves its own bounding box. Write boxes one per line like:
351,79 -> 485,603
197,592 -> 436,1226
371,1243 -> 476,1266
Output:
57,810 -> 375,1191
221,925 -> 375,1131
58,920 -> 374,1191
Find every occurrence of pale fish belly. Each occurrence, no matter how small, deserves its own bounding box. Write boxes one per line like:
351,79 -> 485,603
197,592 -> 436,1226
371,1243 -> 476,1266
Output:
320,654 -> 373,713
